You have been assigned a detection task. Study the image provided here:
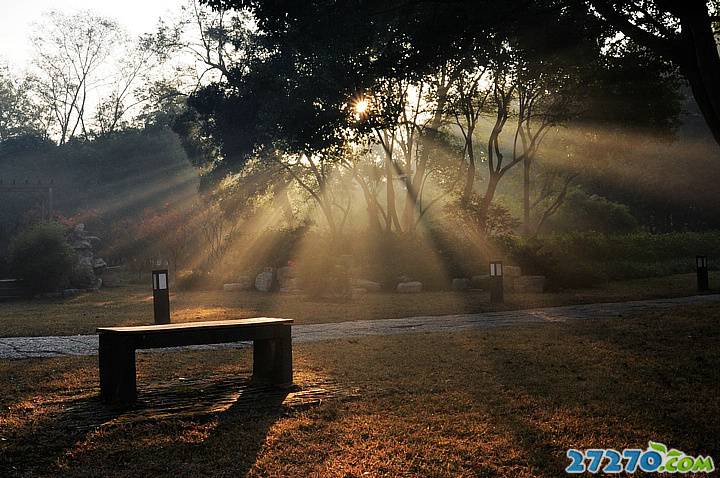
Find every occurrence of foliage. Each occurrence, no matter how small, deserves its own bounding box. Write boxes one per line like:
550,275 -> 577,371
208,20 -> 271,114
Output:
549,190 -> 639,234
8,222 -> 75,292
0,67 -> 48,142
175,269 -> 221,291
447,195 -> 520,239
505,231 -> 720,289
507,238 -> 607,290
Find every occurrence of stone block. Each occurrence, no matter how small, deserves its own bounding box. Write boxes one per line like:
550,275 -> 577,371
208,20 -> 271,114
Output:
351,279 -> 382,292
514,275 -> 546,293
397,281 -> 422,293
452,278 -> 470,291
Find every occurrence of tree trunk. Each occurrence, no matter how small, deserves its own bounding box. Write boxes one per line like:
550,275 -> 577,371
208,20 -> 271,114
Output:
522,156 -> 531,236
478,174 -> 501,232
385,149 -> 401,232
461,140 -> 476,203
402,86 -> 449,233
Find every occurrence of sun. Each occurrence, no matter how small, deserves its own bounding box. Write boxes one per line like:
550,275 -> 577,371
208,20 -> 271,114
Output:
353,97 -> 370,116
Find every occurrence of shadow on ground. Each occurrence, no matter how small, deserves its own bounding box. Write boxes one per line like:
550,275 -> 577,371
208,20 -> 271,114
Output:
0,367 -> 351,477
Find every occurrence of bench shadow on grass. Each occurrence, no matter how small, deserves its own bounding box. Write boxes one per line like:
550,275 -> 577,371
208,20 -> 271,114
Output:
0,375 -> 299,477
469,317 -> 719,476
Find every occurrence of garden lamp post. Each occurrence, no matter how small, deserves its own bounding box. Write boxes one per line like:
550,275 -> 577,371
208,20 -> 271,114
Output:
696,256 -> 709,292
490,261 -> 504,304
152,269 -> 171,324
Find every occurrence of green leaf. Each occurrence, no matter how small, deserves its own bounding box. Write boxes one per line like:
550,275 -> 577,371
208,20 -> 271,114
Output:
649,441 -> 668,454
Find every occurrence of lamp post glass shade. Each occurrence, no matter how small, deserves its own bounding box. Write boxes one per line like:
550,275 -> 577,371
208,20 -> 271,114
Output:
696,256 -> 708,268
490,261 -> 503,277
153,270 -> 168,290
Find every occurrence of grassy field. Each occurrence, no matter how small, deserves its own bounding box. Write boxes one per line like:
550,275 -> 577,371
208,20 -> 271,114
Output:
0,272 -> 717,337
1,303 -> 718,477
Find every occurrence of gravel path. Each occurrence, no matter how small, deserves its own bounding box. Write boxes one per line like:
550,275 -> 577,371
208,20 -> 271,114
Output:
1,294 -> 718,360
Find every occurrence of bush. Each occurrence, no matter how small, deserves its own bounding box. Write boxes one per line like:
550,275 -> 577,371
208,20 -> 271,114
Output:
175,270 -> 222,291
551,191 -> 639,234
9,222 -> 75,292
507,238 -> 606,290
504,231 -> 720,289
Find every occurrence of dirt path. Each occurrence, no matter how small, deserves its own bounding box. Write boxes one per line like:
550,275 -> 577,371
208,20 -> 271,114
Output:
1,294 -> 718,360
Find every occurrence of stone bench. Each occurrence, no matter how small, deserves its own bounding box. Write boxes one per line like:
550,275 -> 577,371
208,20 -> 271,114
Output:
97,318 -> 293,405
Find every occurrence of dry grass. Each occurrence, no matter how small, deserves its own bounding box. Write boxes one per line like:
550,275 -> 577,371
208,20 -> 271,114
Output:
0,272 -> 716,337
1,303 -> 718,477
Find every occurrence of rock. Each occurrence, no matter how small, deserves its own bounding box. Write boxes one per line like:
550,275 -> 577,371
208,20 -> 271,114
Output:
255,268 -> 274,292
277,265 -> 298,289
102,266 -> 123,287
232,275 -> 253,290
452,278 -> 470,291
504,265 -> 522,277
351,279 -> 382,293
471,275 -> 489,289
514,275 -> 546,293
89,277 -> 102,291
92,258 -> 107,275
71,264 -> 96,289
279,288 -> 302,294
397,281 -> 422,293
62,288 -> 84,298
223,283 -> 248,291
67,222 -> 108,290
72,240 -> 92,250
279,277 -> 302,294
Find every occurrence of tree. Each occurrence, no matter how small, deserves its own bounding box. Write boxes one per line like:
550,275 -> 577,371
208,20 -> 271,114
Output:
31,11 -> 122,144
587,0 -> 720,148
0,66 -> 48,142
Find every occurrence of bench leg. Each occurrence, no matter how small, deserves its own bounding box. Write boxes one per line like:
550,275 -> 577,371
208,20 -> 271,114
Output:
252,327 -> 293,386
99,335 -> 137,405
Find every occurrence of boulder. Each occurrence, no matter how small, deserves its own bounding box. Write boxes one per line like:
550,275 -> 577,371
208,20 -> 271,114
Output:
504,265 -> 522,277
233,275 -> 253,290
514,275 -> 546,293
470,275 -> 489,289
351,279 -> 382,293
279,277 -> 302,293
452,278 -> 470,291
255,268 -> 274,292
397,281 -> 422,293
68,222 -> 108,289
277,265 -> 298,289
223,283 -> 248,291
102,266 -> 123,287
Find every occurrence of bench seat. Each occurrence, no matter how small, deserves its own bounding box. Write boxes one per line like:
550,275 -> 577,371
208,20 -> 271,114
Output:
97,318 -> 293,405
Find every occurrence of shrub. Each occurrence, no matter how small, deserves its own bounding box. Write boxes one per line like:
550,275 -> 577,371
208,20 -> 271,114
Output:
551,191 -> 638,234
9,222 -> 75,292
507,238 -> 606,290
175,270 -> 221,291
504,231 -> 720,289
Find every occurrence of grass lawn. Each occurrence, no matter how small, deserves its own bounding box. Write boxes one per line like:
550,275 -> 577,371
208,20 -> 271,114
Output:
0,272 -> 718,337
1,303 -> 718,477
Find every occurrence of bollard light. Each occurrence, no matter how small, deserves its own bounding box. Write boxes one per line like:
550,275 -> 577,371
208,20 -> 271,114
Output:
696,256 -> 709,292
489,261 -> 504,304
152,269 -> 171,324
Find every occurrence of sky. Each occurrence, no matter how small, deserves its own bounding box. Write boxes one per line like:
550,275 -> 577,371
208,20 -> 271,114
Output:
0,0 -> 184,71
